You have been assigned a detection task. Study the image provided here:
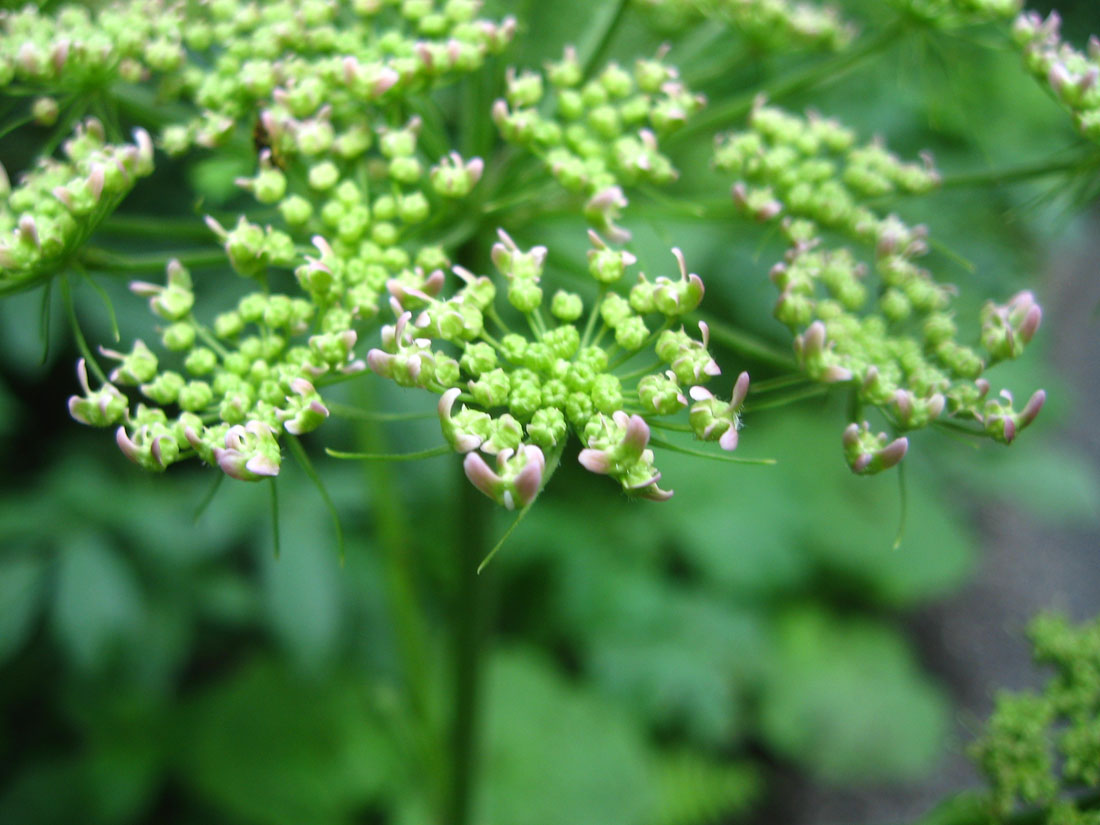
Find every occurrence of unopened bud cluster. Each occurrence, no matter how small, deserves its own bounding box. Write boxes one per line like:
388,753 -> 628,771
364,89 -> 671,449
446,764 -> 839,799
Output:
716,102 -> 941,243
367,228 -> 748,507
1,0 -> 515,144
67,243 -> 369,479
717,104 -> 1044,472
633,0 -> 854,51
0,119 -> 153,294
887,0 -> 1022,27
779,240 -> 1045,472
1014,11 -> 1100,143
493,50 -> 703,241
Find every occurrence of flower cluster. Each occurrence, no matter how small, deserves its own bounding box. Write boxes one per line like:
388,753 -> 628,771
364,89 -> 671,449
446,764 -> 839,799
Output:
492,50 -> 704,240
1014,10 -> 1100,143
0,1 -> 186,93
156,1 -> 512,324
887,0 -> 1022,27
0,118 -> 153,295
367,229 -> 748,507
969,613 -> 1100,823
1,0 -> 515,134
633,0 -> 854,51
716,104 -> 1044,472
67,242 -> 367,477
715,102 -> 941,243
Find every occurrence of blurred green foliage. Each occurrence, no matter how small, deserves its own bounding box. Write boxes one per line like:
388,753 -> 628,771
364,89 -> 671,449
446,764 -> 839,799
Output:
2,1 -> 1100,824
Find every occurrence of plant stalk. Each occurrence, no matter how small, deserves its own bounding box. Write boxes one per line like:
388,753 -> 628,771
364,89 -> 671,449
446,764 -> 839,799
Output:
446,472 -> 492,825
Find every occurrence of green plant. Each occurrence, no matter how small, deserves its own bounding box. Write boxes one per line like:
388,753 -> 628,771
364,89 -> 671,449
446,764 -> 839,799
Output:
1,0 -> 1098,823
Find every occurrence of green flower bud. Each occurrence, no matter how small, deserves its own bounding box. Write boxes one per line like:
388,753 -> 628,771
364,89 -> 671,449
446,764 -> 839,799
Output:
541,378 -> 569,409
551,290 -> 584,321
184,347 -> 218,376
398,191 -> 430,224
614,315 -> 649,350
461,341 -> 498,376
435,355 -> 461,386
587,237 -> 636,284
591,373 -> 623,414
388,156 -> 423,184
527,407 -> 567,447
509,380 -> 543,419
470,368 -> 511,407
131,259 -> 194,320
102,339 -> 159,384
483,413 -> 524,454
566,390 -> 594,428
68,360 -> 128,427
638,371 -> 686,415
179,380 -> 214,412
506,68 -> 544,108
141,370 -> 185,405
162,322 -> 197,351
500,333 -> 528,364
557,89 -> 585,120
279,195 -> 313,226
308,160 -> 340,190
600,293 -> 633,328
508,279 -> 543,313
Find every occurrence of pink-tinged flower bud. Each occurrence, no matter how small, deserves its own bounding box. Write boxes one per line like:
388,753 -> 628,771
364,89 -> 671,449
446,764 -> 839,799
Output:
843,421 -> 908,475
585,186 -> 631,243
366,349 -> 395,378
1020,389 -> 1045,427
463,444 -> 545,510
17,216 -> 39,249
688,370 -> 750,450
116,424 -> 180,473
213,421 -> 282,481
278,378 -> 330,435
579,412 -> 673,500
68,359 -> 127,427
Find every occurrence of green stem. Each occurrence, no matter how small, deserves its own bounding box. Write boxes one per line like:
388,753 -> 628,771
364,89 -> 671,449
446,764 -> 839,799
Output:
743,384 -> 829,412
59,274 -> 107,384
580,286 -> 608,350
580,0 -> 631,80
675,23 -> 905,142
935,154 -> 1100,190
96,214 -> 215,240
78,246 -> 227,272
326,444 -> 452,461
447,471 -> 492,825
750,373 -> 807,393
693,313 -> 797,370
350,380 -> 437,777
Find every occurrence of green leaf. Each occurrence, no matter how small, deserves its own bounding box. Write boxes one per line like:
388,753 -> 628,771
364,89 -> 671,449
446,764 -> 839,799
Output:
50,536 -> 145,672
758,607 -> 951,783
259,491 -> 345,673
175,658 -> 397,825
557,553 -> 766,746
477,649 -> 656,825
650,750 -> 760,825
0,552 -> 47,665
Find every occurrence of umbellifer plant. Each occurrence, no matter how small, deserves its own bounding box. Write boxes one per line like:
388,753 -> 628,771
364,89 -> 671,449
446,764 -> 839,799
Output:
1,0 -> 1097,822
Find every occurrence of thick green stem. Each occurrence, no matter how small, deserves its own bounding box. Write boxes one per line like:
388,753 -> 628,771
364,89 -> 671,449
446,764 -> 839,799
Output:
446,472 -> 492,825
350,381 -> 437,773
